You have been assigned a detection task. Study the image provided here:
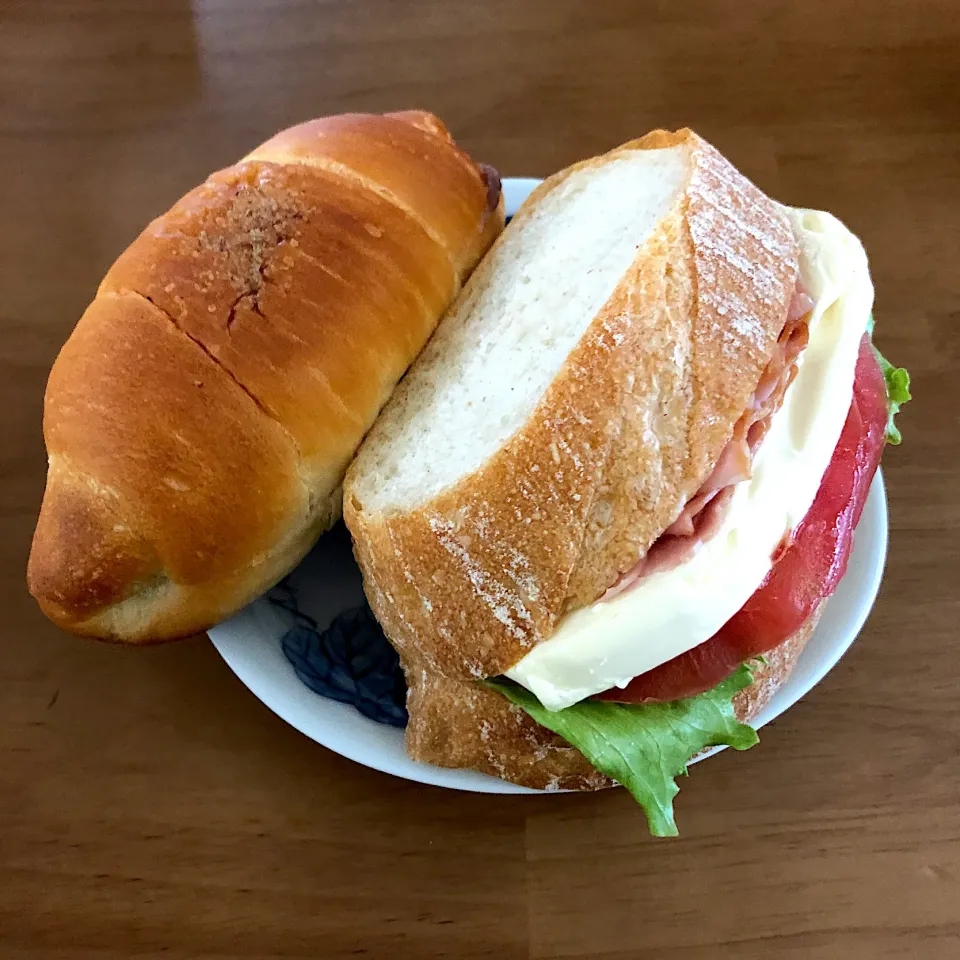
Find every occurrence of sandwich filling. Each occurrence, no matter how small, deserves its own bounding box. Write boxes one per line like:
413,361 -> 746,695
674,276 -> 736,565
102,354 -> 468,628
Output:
600,330 -> 889,705
601,301 -> 811,595
507,208 -> 875,710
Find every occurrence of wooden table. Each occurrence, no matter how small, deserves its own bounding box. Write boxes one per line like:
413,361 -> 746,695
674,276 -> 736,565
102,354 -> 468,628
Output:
3,1 -> 958,957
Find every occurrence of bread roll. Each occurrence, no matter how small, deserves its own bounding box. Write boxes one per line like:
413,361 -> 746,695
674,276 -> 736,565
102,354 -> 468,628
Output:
29,111 -> 504,642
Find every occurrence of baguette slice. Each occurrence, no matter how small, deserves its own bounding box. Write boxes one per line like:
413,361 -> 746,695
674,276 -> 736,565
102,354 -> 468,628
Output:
29,111 -> 503,642
344,129 -> 799,686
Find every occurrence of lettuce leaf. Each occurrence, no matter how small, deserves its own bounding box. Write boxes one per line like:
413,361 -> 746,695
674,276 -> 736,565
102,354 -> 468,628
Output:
487,664 -> 759,837
874,349 -> 911,445
867,315 -> 911,445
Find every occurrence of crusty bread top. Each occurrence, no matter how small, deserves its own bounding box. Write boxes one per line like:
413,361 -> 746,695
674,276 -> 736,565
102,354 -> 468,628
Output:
246,111 -> 501,277
345,129 -> 799,680
29,111 -> 502,642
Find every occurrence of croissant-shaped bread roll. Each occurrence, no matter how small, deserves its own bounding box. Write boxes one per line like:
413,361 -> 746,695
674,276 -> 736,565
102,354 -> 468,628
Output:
28,110 -> 503,642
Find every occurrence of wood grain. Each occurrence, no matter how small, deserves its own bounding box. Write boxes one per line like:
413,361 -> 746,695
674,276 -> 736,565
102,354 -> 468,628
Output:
2,0 -> 958,957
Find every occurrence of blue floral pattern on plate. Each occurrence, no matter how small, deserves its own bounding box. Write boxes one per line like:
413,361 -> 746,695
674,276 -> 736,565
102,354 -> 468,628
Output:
269,579 -> 408,728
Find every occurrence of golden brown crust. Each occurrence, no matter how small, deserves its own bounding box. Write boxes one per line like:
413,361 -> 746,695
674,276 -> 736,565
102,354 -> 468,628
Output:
28,292 -> 311,636
245,112 -> 503,276
404,601 -> 825,792
345,129 -> 799,679
29,112 -> 503,642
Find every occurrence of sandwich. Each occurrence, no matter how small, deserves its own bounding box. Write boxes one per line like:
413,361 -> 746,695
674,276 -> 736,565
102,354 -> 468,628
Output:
343,129 -> 910,835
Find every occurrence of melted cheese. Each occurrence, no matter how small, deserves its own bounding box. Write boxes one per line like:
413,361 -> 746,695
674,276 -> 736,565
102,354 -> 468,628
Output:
506,208 -> 874,711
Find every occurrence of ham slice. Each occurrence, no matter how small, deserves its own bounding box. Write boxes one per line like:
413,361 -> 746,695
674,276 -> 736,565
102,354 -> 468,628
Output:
600,297 -> 811,600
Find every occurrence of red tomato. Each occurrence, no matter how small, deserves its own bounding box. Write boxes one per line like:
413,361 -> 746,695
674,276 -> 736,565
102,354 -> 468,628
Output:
598,334 -> 888,704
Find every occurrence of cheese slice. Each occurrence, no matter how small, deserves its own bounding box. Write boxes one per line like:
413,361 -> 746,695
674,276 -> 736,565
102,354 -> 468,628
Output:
506,208 -> 874,711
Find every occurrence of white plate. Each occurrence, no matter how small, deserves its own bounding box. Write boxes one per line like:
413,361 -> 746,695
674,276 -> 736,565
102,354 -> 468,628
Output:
209,177 -> 889,795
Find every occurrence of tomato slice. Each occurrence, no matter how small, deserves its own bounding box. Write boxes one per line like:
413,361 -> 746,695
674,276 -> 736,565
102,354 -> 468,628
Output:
598,334 -> 888,704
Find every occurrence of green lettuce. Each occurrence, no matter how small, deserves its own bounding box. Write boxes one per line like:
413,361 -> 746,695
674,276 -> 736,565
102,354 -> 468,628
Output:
867,315 -> 911,445
487,664 -> 759,837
